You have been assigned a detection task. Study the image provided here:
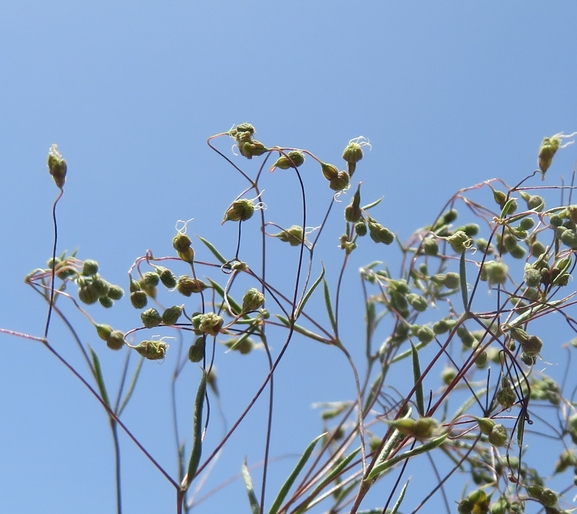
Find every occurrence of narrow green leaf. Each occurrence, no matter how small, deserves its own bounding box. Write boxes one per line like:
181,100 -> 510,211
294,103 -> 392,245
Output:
361,197 -> 383,210
500,198 -> 517,218
185,371 -> 207,489
89,347 -> 111,409
207,278 -> 243,316
367,433 -> 448,480
276,315 -> 332,344
269,433 -> 325,514
241,459 -> 260,514
322,279 -> 337,333
459,251 -> 468,312
390,479 -> 410,514
197,236 -> 227,264
295,448 -> 361,514
117,356 -> 145,417
295,265 -> 325,319
410,342 -> 424,416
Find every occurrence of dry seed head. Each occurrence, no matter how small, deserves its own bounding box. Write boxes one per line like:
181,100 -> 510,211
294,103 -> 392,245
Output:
47,144 -> 67,189
199,313 -> 224,336
223,198 -> 255,223
447,231 -> 472,253
134,340 -> 168,360
241,288 -> 265,313
538,132 -> 577,179
177,275 -> 208,296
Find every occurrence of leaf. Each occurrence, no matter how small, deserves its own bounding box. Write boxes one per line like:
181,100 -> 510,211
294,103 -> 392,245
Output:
322,279 -> 337,333
295,265 -> 325,319
500,198 -> 517,218
276,315 -> 332,344
207,278 -> 243,316
117,355 -> 145,417
185,371 -> 207,489
390,479 -> 410,514
241,459 -> 260,514
268,433 -> 325,514
89,347 -> 111,409
459,251 -> 468,312
361,197 -> 384,210
410,342 -> 424,416
197,236 -> 227,264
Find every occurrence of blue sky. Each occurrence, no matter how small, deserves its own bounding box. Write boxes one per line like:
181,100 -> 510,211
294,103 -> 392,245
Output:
2,2 -> 577,513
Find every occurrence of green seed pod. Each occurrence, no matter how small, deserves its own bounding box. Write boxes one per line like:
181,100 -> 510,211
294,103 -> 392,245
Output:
440,208 -> 458,224
493,190 -> 507,208
130,291 -> 148,309
199,312 -> 224,336
344,184 -> 362,223
224,336 -> 255,354
475,238 -> 493,254
271,150 -> 305,171
509,245 -> 526,259
443,272 -> 460,289
527,195 -> 545,211
521,335 -> 543,357
490,496 -> 509,514
555,449 -> 577,474
107,285 -> 124,300
142,272 -> 160,288
568,205 -> 577,224
129,278 -> 142,293
95,323 -> 113,341
162,305 -> 183,325
422,237 -> 439,256
134,340 -> 168,360
78,285 -> 99,305
82,259 -> 99,276
172,233 -> 194,263
521,352 -> 536,366
539,488 -> 558,508
106,330 -> 125,350
488,423 -> 507,447
416,326 -> 435,344
239,140 -> 268,158
480,260 -> 508,286
457,325 -> 475,348
526,484 -> 543,499
441,366 -> 457,385
320,162 -> 339,180
433,319 -> 457,334
47,144 -> 67,189
549,214 -> 563,227
413,417 -> 438,439
368,220 -> 394,245
408,294 -> 428,312
355,221 -> 367,236
518,217 -> 535,231
188,338 -> 205,363
141,308 -> 162,328
477,417 -> 496,435
342,141 -> 363,164
524,265 -> 541,287
388,418 -> 417,436
99,296 -> 113,308
503,234 -> 518,252
475,349 -> 488,368
276,225 -> 304,246
329,170 -> 350,191
90,277 -> 110,298
530,240 -> 546,257
177,275 -> 208,296
158,268 -> 177,288
223,198 -> 255,222
234,123 -> 255,137
497,384 -> 516,408
561,229 -> 577,249
447,231 -> 471,253
241,288 -> 265,313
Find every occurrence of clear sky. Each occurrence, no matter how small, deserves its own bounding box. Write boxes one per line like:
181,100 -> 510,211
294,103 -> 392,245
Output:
2,2 -> 577,513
